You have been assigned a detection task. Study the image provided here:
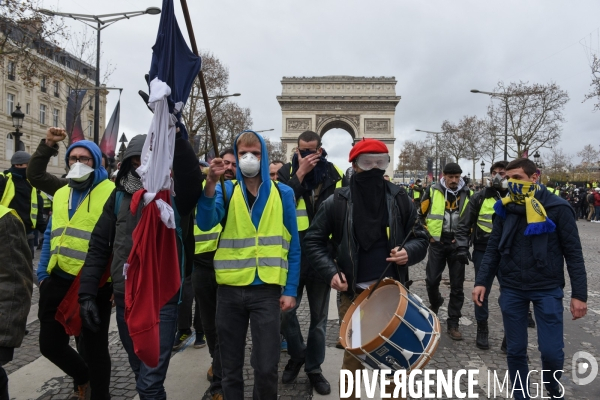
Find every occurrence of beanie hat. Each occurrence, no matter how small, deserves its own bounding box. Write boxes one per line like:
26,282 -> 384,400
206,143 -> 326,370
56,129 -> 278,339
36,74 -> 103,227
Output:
123,134 -> 147,160
348,138 -> 388,162
11,150 -> 31,165
443,162 -> 462,174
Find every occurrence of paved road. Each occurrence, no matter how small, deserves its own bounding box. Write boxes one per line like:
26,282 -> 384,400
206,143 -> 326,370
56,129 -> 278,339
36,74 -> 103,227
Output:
6,220 -> 600,399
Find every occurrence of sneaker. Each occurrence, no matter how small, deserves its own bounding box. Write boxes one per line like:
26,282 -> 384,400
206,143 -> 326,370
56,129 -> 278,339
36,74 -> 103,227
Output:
308,372 -> 331,395
282,358 -> 305,384
447,325 -> 463,340
172,329 -> 192,351
201,389 -> 224,400
207,365 -> 213,382
194,335 -> 207,349
280,336 -> 288,352
527,311 -> 536,328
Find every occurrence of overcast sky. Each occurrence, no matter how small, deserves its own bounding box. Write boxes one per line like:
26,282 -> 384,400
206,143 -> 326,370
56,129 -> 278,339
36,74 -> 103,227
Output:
43,0 -> 600,177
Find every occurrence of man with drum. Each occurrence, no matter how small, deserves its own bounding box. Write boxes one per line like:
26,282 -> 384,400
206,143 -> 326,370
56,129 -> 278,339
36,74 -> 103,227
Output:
304,139 -> 429,398
473,158 -> 587,400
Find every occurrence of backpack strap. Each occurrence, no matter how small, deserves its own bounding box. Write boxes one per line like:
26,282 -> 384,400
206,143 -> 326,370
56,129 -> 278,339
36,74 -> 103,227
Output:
332,188 -> 347,246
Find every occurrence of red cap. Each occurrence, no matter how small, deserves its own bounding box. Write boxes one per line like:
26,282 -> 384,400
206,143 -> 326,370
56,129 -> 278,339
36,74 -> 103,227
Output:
348,138 -> 388,162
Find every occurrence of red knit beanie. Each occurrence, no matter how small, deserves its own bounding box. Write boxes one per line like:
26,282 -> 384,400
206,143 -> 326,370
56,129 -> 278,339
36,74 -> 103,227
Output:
348,138 -> 388,162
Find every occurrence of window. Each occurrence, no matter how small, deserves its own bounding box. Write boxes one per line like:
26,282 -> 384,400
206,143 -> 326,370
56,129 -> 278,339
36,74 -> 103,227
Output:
67,86 -> 72,100
40,76 -> 47,93
53,108 -> 59,127
7,93 -> 14,115
5,134 -> 14,161
7,61 -> 15,81
88,97 -> 93,111
39,104 -> 46,124
87,120 -> 93,137
54,81 -> 59,97
26,103 -> 30,114
65,60 -> 71,68
54,54 -> 60,63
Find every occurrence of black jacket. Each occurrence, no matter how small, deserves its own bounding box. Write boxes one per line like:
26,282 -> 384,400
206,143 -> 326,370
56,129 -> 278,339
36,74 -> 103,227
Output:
475,187 -> 587,302
455,187 -> 507,251
79,135 -> 203,304
277,161 -> 347,281
304,181 -> 429,295
0,170 -> 46,234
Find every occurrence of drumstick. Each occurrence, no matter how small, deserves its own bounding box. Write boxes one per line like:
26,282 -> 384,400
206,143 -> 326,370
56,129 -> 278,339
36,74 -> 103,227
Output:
366,220 -> 418,300
333,260 -> 346,284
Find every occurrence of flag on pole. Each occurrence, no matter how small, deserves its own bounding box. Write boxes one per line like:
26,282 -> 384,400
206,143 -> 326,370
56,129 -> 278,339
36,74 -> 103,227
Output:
66,89 -> 87,144
99,99 -> 121,158
124,0 -> 201,368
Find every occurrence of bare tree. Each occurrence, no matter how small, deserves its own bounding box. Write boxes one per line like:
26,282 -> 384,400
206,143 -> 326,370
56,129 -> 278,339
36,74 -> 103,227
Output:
438,120 -> 469,163
489,81 -> 569,158
458,115 -> 486,178
541,148 -> 572,183
583,55 -> 600,112
577,144 -> 600,181
1,0 -> 68,86
397,140 -> 431,179
264,137 -> 286,163
479,105 -> 503,164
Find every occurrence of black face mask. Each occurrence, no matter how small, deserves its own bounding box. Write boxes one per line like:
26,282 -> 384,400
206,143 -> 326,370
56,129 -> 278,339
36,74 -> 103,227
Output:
299,149 -> 317,158
350,168 -> 387,251
354,168 -> 386,181
9,167 -> 27,178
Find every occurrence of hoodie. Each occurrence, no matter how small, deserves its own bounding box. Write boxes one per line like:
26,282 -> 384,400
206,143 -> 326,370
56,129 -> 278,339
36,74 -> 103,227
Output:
196,131 -> 300,297
37,140 -> 110,283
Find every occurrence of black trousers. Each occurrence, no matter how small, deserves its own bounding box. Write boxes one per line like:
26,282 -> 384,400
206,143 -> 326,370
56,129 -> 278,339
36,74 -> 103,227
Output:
192,264 -> 222,393
0,347 -> 13,400
38,274 -> 112,400
425,240 -> 465,326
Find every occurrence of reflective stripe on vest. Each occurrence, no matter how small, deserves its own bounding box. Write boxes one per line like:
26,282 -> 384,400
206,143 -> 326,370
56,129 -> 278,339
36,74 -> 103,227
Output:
293,164 -> 344,231
425,187 -> 470,241
476,197 -> 496,233
0,173 -> 38,229
194,181 -> 223,254
41,192 -> 52,208
48,180 -> 114,276
213,181 -> 291,286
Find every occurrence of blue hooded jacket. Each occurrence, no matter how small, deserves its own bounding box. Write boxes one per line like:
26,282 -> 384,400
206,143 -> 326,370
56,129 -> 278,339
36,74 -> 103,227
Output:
37,140 -> 110,282
196,131 -> 300,297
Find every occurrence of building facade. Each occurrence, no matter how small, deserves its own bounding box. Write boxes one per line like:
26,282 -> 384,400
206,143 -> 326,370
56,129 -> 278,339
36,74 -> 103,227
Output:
1,54 -> 106,175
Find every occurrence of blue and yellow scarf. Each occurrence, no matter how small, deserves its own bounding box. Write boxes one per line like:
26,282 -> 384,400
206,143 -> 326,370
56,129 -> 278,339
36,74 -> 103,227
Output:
494,179 -> 556,235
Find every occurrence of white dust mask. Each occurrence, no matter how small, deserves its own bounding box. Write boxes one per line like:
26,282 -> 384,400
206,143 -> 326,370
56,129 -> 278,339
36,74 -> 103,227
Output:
66,162 -> 95,182
238,153 -> 260,178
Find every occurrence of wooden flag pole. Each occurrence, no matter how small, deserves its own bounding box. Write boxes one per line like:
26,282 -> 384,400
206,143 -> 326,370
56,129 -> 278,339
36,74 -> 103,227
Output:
179,0 -> 227,199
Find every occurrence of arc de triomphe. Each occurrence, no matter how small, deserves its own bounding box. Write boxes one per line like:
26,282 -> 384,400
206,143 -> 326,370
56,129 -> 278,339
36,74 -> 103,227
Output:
277,76 -> 400,176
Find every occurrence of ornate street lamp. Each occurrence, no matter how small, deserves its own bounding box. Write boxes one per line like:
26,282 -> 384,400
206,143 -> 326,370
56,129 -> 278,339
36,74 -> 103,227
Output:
533,151 -> 540,167
11,103 -> 25,152
480,161 -> 485,186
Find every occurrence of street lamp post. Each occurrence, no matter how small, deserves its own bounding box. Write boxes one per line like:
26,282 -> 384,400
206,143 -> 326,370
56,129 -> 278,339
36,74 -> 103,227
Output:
533,151 -> 540,167
255,129 -> 274,133
416,128 -> 457,182
40,7 -> 161,145
470,89 -> 543,161
480,160 -> 485,186
11,103 -> 25,153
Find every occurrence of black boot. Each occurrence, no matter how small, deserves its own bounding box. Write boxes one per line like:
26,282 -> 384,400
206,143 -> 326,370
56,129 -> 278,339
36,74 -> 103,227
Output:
476,321 -> 489,350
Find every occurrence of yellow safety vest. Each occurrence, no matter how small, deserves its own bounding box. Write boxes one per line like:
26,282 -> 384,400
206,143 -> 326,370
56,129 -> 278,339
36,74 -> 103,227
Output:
0,173 -> 38,229
293,164 -> 344,231
476,197 -> 496,233
48,180 -> 114,277
194,182 -> 223,254
0,204 -> 21,222
41,192 -> 52,208
412,186 -> 421,200
425,187 -> 470,241
214,181 -> 291,286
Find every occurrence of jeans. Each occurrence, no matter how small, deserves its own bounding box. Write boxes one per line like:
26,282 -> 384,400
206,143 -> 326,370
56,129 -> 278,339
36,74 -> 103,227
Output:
595,206 -> 600,221
192,263 -> 222,393
499,287 -> 564,400
217,284 -> 281,400
472,249 -> 493,322
177,275 -> 204,335
425,240 -> 465,326
116,303 -> 178,400
281,277 -> 330,374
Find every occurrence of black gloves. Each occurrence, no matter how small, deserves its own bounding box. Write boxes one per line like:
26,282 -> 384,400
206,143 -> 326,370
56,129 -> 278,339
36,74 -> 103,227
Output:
79,295 -> 100,333
455,246 -> 472,265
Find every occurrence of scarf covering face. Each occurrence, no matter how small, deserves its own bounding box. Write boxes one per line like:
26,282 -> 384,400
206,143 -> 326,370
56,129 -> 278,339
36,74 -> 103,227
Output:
494,179 -> 556,236
291,148 -> 329,191
121,171 -> 144,195
351,168 -> 387,251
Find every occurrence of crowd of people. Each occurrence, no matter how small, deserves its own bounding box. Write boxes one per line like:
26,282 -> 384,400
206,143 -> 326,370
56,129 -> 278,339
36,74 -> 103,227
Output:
0,126 -> 590,400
